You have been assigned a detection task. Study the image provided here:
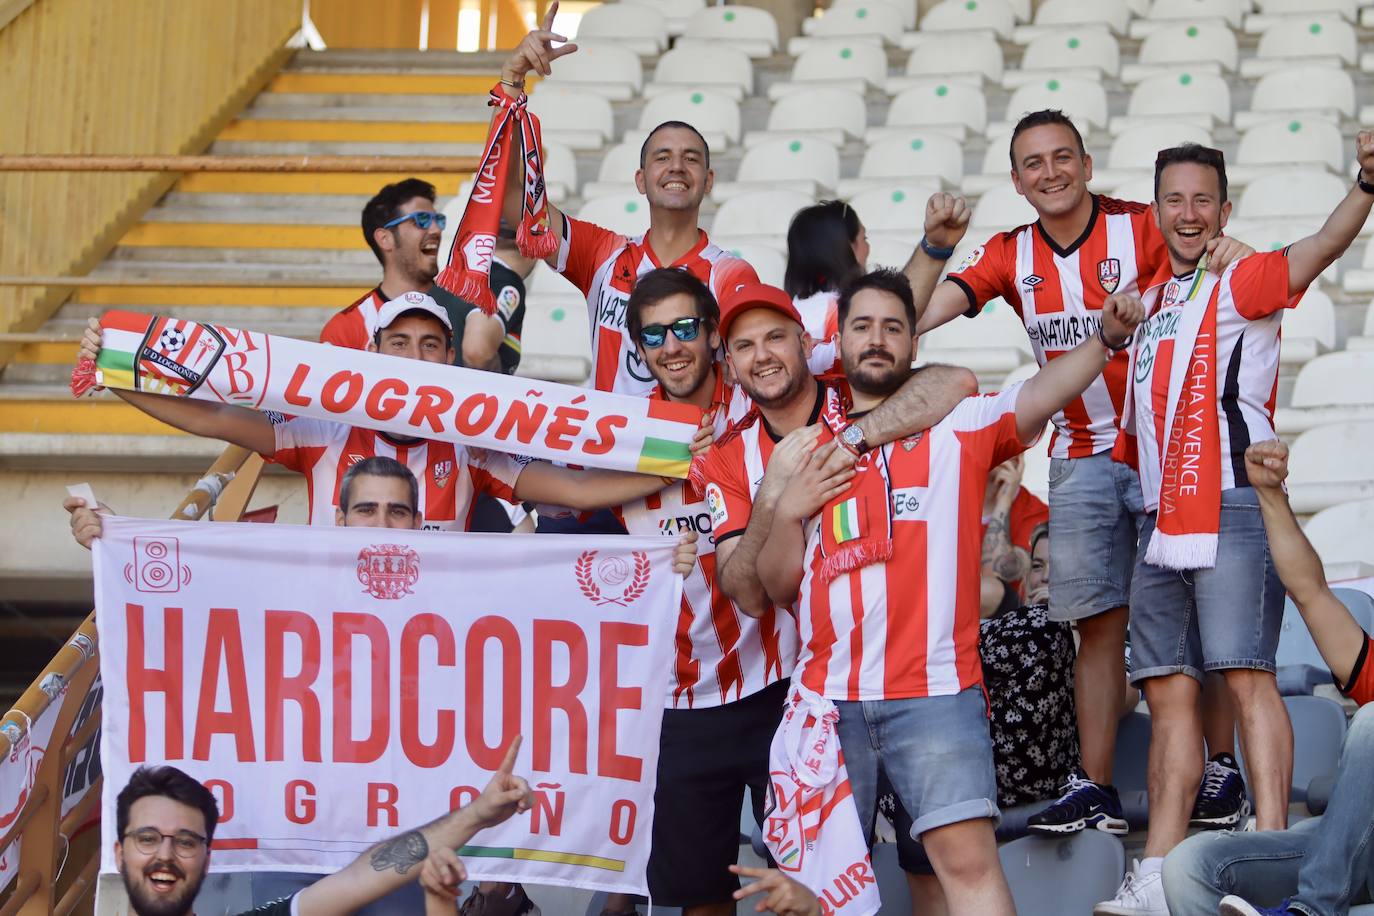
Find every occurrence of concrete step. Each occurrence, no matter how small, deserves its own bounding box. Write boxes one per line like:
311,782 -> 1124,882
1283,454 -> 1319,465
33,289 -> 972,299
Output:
255,91 -> 498,110
216,118 -> 487,143
266,70 -> 505,94
160,191 -> 377,211
286,49 -> 510,71
172,172 -> 471,198
107,246 -> 377,265
238,103 -> 494,122
141,206 -> 363,225
208,139 -> 484,156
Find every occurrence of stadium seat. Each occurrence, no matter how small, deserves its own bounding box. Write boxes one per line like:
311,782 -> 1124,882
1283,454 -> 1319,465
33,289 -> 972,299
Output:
526,86 -> 615,150
1090,120 -> 1214,193
1276,351 -> 1374,435
1341,241 -> 1374,294
710,189 -> 814,245
541,40 -> 643,100
1276,596 -> 1336,686
579,140 -> 642,199
998,833 -> 1128,916
970,183 -> 1037,230
769,39 -> 889,99
520,298 -> 594,383
711,136 -> 841,201
540,139 -> 578,203
1236,170 -> 1347,221
872,80 -> 988,142
1286,421 -> 1374,513
575,2 -> 669,55
746,87 -> 867,148
837,131 -> 965,194
1273,285 -> 1336,367
717,241 -> 787,286
919,297 -> 1033,374
791,0 -> 905,51
999,77 -> 1108,134
890,32 -> 1005,90
1306,499 -> 1374,568
677,5 -> 779,58
636,89 -> 741,149
1247,0 -> 1358,34
917,0 -> 1016,40
1018,0 -> 1132,41
1352,299 -> 1374,346
962,128 -> 1015,196
1010,31 -> 1121,87
849,184 -> 941,242
620,0 -> 707,36
1234,65 -> 1355,129
1121,21 -> 1238,82
869,236 -> 923,272
1233,118 -> 1345,182
1240,17 -> 1357,78
1132,0 -> 1245,34
1115,71 -> 1231,132
577,193 -> 652,237
644,44 -> 754,102
1223,218 -> 1336,282
1112,710 -> 1153,794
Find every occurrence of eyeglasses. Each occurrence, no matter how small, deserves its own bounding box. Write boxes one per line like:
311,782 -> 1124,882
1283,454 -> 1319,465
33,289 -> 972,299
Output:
383,211 -> 447,231
638,317 -> 704,349
122,829 -> 208,858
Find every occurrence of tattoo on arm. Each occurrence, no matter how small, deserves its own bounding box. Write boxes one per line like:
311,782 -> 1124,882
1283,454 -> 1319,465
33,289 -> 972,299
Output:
369,830 -> 429,875
981,515 -> 1027,584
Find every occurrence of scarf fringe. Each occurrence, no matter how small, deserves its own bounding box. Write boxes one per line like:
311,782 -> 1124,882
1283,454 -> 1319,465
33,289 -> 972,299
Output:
516,219 -> 557,260
435,266 -> 498,315
687,453 -> 708,494
70,357 -> 101,397
819,539 -> 893,584
1144,530 -> 1218,571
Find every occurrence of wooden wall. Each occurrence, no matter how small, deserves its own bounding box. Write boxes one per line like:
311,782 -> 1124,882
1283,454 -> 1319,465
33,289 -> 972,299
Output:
0,0 -> 300,367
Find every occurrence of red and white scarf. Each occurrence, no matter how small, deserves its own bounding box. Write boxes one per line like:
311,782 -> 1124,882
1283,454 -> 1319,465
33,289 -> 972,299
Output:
435,85 -> 557,314
817,386 -> 893,583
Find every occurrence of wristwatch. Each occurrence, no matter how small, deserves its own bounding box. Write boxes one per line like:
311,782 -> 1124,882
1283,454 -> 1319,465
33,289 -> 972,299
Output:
1357,168 -> 1374,196
838,423 -> 870,456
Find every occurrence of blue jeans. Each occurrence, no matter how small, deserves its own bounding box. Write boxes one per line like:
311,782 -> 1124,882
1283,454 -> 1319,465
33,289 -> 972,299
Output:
1162,704 -> 1374,916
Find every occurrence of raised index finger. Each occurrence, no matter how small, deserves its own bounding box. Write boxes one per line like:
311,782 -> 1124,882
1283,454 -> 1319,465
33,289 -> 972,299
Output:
541,0 -> 559,33
497,734 -> 522,775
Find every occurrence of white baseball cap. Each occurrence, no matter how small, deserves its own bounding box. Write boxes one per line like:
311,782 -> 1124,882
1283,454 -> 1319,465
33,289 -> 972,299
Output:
375,291 -> 453,336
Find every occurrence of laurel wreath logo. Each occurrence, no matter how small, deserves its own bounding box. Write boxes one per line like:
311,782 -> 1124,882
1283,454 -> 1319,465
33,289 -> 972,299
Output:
575,550 -> 651,606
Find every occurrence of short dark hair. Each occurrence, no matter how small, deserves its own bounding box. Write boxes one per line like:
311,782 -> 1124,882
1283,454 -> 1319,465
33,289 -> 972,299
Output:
1008,109 -> 1086,169
837,268 -> 917,331
362,178 -> 437,265
784,200 -> 864,300
626,267 -> 720,341
638,121 -> 711,169
1154,143 -> 1229,204
116,766 -> 219,844
1030,521 -> 1050,558
339,456 -> 419,514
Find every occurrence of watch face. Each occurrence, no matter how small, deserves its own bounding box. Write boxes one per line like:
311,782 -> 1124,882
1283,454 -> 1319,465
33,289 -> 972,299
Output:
843,426 -> 864,447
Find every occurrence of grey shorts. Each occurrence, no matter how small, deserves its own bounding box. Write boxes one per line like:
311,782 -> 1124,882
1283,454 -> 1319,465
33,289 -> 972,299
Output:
1047,451 -> 1147,622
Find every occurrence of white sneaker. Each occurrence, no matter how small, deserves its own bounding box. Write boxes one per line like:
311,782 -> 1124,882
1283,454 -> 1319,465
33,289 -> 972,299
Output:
1093,860 -> 1170,915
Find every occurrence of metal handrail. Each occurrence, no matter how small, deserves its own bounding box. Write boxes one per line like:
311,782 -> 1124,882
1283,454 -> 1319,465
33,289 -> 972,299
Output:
0,154 -> 479,172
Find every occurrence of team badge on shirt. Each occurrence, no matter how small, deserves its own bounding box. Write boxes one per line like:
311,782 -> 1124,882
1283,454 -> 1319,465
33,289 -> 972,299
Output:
955,245 -> 984,273
432,459 -> 453,489
1098,258 -> 1121,293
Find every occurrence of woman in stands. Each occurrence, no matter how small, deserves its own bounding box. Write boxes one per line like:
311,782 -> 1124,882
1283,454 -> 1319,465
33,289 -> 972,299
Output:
783,199 -> 869,348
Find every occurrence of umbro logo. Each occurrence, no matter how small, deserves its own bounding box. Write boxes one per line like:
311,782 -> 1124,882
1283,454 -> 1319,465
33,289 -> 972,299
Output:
1023,274 -> 1045,290
346,454 -> 365,465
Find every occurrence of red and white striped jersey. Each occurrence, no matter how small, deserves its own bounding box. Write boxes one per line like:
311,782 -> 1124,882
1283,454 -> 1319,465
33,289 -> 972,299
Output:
554,216 -> 759,395
270,418 -> 521,531
947,195 -> 1168,460
1132,251 -> 1300,512
619,373 -> 797,708
794,385 -> 1032,702
320,288 -> 386,350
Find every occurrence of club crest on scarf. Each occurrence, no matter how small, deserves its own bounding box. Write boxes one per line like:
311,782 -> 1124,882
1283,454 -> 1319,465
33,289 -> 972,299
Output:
136,318 -> 225,397
356,544 -> 421,600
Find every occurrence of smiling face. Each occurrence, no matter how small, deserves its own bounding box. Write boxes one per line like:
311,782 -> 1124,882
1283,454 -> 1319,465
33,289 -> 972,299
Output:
1153,161 -> 1231,272
368,313 -> 453,365
115,796 -> 210,916
838,288 -> 915,399
378,195 -> 443,285
636,126 -> 712,213
1026,534 -> 1049,605
635,291 -> 719,400
724,308 -> 811,409
1010,123 -> 1093,220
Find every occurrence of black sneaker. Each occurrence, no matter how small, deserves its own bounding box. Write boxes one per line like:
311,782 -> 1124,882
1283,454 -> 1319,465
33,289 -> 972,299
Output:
1191,752 -> 1250,828
1027,771 -> 1129,836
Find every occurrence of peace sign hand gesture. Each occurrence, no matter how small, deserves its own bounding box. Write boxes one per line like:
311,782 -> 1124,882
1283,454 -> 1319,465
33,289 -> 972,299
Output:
501,1 -> 578,90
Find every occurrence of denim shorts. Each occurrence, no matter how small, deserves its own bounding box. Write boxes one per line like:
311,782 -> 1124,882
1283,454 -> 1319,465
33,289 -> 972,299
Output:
835,686 -> 1000,841
1128,487 -> 1285,685
1047,451 -> 1147,622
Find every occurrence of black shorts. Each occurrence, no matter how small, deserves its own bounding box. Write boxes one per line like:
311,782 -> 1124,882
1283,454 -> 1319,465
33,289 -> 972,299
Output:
646,678 -> 788,907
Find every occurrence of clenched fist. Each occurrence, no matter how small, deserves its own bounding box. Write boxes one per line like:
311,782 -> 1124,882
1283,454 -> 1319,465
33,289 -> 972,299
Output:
924,192 -> 971,250
1357,129 -> 1374,184
1100,293 -> 1144,349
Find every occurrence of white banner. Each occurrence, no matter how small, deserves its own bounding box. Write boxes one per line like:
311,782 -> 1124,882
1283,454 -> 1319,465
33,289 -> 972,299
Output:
95,518 -> 681,895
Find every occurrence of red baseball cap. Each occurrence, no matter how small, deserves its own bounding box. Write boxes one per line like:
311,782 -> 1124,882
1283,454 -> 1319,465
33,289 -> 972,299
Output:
717,283 -> 804,343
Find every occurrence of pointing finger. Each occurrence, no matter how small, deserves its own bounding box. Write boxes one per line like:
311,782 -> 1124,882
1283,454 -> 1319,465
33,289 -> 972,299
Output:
497,734 -> 522,775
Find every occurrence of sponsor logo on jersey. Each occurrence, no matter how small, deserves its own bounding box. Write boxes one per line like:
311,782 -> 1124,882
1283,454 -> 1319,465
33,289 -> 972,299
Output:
891,486 -> 928,520
954,245 -> 984,273
705,483 -> 729,529
1023,274 -> 1045,290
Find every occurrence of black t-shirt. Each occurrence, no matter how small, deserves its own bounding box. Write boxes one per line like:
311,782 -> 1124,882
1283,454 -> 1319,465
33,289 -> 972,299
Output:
233,894 -> 295,916
440,260 -> 526,375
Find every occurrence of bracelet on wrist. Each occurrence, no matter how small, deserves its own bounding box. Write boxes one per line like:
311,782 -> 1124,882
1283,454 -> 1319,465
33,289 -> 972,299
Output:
1097,322 -> 1131,352
919,236 -> 956,260
1357,168 -> 1374,196
499,77 -> 525,90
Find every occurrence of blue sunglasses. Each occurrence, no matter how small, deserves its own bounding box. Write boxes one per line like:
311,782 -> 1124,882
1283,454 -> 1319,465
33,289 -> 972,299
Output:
638,317 -> 704,348
383,211 -> 447,231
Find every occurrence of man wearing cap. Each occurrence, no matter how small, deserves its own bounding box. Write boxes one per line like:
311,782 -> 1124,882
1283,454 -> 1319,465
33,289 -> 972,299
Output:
78,294 -> 676,530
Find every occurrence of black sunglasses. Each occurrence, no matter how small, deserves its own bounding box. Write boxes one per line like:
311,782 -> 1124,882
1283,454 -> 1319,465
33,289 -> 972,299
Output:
638,317 -> 704,349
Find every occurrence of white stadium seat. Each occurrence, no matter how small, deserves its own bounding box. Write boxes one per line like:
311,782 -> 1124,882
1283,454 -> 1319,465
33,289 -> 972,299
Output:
874,80 -> 988,142
677,5 -> 779,58
1116,71 -> 1231,131
1235,118 -> 1345,175
792,0 -> 905,50
1090,120 -> 1213,193
769,39 -> 888,99
645,45 -> 754,102
1285,421 -> 1374,513
1240,17 -> 1357,77
621,0 -> 707,36
527,86 -> 615,150
525,261 -> 584,309
1012,31 -> 1121,86
1304,499 -> 1374,568
1340,239 -> 1374,294
838,131 -> 965,195
1019,0 -> 1132,39
577,193 -> 652,237
711,189 -> 814,245
917,0 -> 1016,39
963,127 -> 1013,196
520,297 -> 593,384
920,297 -> 1033,375
1000,77 -> 1109,133
580,140 -> 642,199
1224,218 -> 1336,282
1247,0 -> 1358,33
711,136 -> 841,201
1236,171 -> 1347,221
1122,21 -> 1238,82
970,183 -> 1038,230
540,139 -> 578,203
849,184 -> 941,242
1275,351 -> 1374,435
1235,64 -> 1355,129
746,87 -> 867,148
637,89 -> 741,149
892,32 -> 1004,88
542,41 -> 643,100
715,241 -> 787,286
1135,0 -> 1245,32
575,2 -> 669,55
1275,285 -> 1336,367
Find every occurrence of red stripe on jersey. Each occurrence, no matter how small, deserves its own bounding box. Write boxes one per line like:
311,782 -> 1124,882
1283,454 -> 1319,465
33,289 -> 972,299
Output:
801,548 -> 836,696
594,327 -> 621,393
846,572 -> 865,701
672,599 -> 701,705
1042,348 -> 1099,458
1151,336 -> 1177,450
1077,219 -> 1111,314
884,437 -> 930,696
1031,239 -> 1067,315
